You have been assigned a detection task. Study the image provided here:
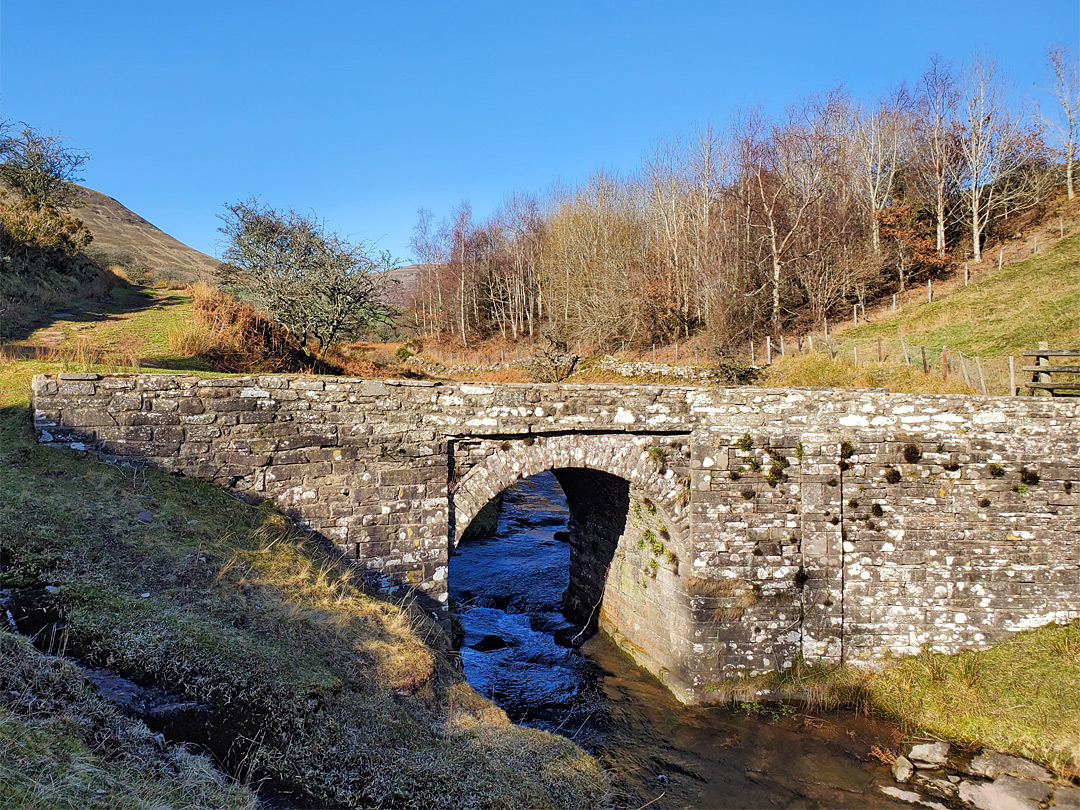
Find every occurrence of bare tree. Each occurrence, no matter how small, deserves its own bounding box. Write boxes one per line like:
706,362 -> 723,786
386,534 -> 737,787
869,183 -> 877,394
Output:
219,198 -> 394,359
1042,44 -> 1080,200
853,89 -> 909,253
0,123 -> 89,209
746,96 -> 832,325
913,55 -> 961,255
955,53 -> 1035,263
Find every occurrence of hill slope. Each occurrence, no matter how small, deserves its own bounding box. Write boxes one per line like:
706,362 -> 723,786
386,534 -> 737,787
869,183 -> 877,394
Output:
764,232 -> 1080,394
838,233 -> 1080,357
72,184 -> 220,283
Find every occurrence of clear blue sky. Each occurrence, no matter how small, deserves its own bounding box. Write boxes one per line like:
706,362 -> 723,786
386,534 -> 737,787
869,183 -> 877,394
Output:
2,1 -> 1077,264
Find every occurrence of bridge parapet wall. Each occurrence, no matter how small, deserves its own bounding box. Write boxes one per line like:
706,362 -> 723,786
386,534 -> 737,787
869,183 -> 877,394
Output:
31,373 -> 1080,703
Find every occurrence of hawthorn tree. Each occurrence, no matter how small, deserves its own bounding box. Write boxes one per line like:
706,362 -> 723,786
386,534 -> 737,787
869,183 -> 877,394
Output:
0,122 -> 92,259
218,198 -> 395,360
0,122 -> 89,209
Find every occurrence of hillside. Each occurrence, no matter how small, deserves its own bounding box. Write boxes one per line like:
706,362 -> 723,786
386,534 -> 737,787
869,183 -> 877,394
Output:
762,230 -> 1080,395
836,233 -> 1080,357
71,184 -> 220,283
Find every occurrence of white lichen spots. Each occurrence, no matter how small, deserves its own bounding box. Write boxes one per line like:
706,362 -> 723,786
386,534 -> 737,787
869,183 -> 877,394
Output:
702,456 -> 714,468
239,387 -> 271,398
614,407 -> 635,424
839,414 -> 870,427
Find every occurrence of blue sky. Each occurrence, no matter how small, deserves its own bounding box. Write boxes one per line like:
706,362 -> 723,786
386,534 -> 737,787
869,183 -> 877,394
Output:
2,1 -> 1077,264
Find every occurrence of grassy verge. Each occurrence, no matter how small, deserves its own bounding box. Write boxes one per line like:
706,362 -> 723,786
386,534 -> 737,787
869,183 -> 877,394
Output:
0,354 -> 607,808
704,622 -> 1080,777
0,633 -> 256,810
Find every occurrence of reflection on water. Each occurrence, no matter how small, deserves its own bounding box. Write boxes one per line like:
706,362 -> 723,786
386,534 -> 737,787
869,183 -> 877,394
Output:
450,472 -> 906,809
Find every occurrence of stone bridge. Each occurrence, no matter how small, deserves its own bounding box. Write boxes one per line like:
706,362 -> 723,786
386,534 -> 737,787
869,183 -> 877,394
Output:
31,373 -> 1080,703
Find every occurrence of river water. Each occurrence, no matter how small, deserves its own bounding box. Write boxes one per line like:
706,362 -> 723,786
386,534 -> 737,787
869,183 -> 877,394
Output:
449,472 -> 909,809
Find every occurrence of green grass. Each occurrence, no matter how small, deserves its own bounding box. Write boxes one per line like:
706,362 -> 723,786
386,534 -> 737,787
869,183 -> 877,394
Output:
866,626 -> 1080,775
760,234 -> 1080,393
703,621 -> 1080,777
0,343 -> 607,807
0,634 -> 256,810
841,233 -> 1080,357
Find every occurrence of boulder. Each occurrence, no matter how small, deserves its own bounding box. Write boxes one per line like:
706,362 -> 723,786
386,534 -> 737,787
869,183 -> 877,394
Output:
470,635 -> 510,652
909,741 -> 950,768
967,750 -> 1053,783
892,755 -> 914,783
958,775 -> 1053,810
879,786 -> 948,809
1052,784 -> 1080,810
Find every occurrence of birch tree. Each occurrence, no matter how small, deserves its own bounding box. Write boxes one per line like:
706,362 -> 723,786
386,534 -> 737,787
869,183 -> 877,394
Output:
955,53 -> 1033,262
854,89 -> 909,253
1042,44 -> 1080,200
913,55 -> 960,255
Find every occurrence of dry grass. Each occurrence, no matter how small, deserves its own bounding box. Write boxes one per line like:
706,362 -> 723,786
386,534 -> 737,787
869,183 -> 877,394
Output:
172,283 -> 320,373
763,353 -> 978,394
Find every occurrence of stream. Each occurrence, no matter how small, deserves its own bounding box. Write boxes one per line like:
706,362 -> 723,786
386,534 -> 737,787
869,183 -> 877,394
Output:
449,472 -> 910,809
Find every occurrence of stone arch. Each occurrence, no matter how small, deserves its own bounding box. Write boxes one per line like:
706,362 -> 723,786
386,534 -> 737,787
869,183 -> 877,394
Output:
450,432 -> 690,551
448,432 -> 692,637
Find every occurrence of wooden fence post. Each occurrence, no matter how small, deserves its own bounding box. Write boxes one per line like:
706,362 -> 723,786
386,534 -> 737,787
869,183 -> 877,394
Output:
766,336 -> 772,364
877,336 -> 883,362
976,357 -> 987,395
853,344 -> 858,368
750,340 -> 755,366
928,280 -> 932,302
1008,356 -> 1016,396
960,351 -> 971,388
1037,340 -> 1050,396
998,248 -> 1003,270
921,345 -> 928,374
942,346 -> 948,380
901,337 -> 910,365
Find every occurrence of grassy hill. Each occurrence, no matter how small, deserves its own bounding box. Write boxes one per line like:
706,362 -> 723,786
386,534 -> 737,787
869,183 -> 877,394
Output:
71,184 -> 220,284
765,232 -> 1080,394
838,233 -> 1080,356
